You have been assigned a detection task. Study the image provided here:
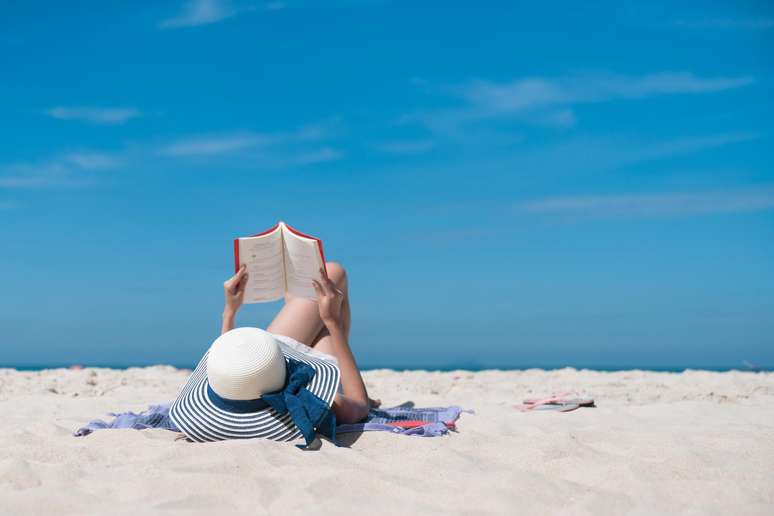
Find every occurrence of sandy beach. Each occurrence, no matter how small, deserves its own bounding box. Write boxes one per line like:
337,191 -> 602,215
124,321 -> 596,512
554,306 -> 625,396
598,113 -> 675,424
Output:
0,366 -> 772,515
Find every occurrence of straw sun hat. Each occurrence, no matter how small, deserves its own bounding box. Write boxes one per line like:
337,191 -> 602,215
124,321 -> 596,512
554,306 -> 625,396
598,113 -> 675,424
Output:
169,327 -> 341,444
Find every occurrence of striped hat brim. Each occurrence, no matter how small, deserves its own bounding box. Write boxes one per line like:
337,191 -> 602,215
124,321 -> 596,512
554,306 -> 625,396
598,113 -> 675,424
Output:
169,342 -> 341,443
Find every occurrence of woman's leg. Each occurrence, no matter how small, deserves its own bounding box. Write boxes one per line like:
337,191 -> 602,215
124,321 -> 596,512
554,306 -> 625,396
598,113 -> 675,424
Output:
267,262 -> 371,422
265,278 -> 330,348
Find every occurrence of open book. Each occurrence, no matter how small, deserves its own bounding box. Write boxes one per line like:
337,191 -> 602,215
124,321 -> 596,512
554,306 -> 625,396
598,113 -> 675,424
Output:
233,221 -> 327,304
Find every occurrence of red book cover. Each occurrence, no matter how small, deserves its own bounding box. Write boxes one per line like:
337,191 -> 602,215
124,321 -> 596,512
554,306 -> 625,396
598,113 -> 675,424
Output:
233,222 -> 327,278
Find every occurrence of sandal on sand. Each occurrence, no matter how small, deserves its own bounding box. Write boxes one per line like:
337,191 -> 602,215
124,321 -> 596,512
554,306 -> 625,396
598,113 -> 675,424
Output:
515,394 -> 595,412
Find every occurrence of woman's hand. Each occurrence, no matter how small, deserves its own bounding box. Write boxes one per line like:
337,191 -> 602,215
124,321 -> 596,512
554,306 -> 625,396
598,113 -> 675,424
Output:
223,265 -> 248,317
312,268 -> 345,329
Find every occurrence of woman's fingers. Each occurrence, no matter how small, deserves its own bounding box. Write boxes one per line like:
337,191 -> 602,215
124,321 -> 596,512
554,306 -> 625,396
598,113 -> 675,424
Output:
225,265 -> 247,288
236,272 -> 248,293
315,269 -> 332,294
327,281 -> 343,298
316,268 -> 344,298
320,268 -> 340,293
224,266 -> 248,295
311,279 -> 323,297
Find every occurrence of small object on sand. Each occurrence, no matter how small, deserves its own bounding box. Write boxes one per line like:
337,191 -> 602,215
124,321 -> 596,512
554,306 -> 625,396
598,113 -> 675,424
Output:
515,394 -> 595,412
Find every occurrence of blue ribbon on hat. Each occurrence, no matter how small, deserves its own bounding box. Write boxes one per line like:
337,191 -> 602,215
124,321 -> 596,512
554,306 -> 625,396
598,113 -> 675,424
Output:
262,358 -> 337,448
206,357 -> 337,449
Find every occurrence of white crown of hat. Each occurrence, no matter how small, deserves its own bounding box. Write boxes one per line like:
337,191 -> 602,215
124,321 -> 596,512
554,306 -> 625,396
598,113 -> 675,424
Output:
206,327 -> 287,400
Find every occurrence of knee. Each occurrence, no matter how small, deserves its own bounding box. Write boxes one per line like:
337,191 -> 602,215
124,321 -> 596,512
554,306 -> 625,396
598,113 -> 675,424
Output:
325,261 -> 347,288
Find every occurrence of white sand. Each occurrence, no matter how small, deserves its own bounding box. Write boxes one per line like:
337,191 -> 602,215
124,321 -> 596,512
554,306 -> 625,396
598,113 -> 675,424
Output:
0,367 -> 772,515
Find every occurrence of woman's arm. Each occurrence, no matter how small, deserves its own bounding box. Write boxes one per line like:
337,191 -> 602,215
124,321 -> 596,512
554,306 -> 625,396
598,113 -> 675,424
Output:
312,270 -> 370,422
221,265 -> 248,335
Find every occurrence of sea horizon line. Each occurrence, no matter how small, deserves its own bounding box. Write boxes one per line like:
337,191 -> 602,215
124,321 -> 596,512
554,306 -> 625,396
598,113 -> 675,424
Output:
3,363 -> 771,373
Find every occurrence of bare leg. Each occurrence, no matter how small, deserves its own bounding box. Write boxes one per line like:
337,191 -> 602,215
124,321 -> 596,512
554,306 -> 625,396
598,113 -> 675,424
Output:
266,293 -> 324,348
267,262 -> 372,422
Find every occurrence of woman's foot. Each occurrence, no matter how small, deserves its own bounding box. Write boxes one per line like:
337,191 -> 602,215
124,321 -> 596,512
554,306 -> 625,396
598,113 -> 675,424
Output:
368,397 -> 381,408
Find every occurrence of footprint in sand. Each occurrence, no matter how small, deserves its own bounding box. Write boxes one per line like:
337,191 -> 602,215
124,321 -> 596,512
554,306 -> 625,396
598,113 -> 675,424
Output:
0,458 -> 42,490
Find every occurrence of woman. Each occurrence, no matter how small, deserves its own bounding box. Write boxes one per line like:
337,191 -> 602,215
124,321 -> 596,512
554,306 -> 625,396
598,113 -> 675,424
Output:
221,261 -> 377,424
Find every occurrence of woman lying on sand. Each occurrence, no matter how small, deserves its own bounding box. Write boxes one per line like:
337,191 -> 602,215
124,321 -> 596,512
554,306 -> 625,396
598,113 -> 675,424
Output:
76,261 -> 382,445
219,261 -> 378,423
166,261 -> 377,444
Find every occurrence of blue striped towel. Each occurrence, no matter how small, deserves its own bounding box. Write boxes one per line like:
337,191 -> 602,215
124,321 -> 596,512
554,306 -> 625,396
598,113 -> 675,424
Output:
74,401 -> 470,438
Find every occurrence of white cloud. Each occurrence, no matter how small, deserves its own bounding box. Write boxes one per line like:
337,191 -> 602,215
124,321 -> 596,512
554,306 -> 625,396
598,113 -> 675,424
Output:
159,133 -> 272,157
516,188 -> 774,218
46,106 -> 140,125
0,151 -> 119,189
159,123 -> 337,159
409,72 -> 754,132
624,134 -> 755,162
159,129 -> 344,165
460,73 -> 753,114
0,162 -> 74,188
1,117 -> 341,195
160,0 -> 250,29
63,152 -> 122,170
493,133 -> 755,180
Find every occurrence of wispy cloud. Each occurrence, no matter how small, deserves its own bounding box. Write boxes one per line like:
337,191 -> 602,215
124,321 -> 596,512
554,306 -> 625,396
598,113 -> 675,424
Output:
2,118 -> 340,193
159,131 -> 344,167
498,133 -> 755,180
264,1 -> 286,10
46,106 -> 140,125
372,139 -> 435,155
159,133 -> 272,157
669,18 -> 774,30
0,152 -> 119,189
289,147 -> 342,165
159,0 -> 252,29
407,72 -> 754,132
1,117 -> 341,195
62,152 -> 122,170
537,109 -> 576,129
461,73 -> 752,109
158,122 -> 339,161
609,133 -> 755,164
516,188 -> 774,218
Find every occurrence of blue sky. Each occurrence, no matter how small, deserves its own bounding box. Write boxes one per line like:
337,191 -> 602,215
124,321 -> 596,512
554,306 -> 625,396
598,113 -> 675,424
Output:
1,0 -> 773,369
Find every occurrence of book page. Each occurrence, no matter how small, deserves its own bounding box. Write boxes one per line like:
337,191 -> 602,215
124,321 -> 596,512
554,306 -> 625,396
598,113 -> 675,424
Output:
237,225 -> 285,303
281,223 -> 325,300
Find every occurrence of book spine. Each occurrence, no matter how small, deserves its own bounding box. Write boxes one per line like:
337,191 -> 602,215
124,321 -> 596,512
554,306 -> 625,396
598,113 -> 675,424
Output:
233,238 -> 240,273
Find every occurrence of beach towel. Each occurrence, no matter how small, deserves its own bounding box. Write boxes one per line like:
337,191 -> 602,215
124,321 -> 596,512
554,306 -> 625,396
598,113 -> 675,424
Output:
74,403 -> 177,436
336,402 -> 470,437
74,401 -> 468,438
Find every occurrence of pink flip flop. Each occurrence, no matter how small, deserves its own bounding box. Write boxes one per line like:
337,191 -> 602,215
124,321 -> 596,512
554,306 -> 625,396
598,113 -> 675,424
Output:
515,393 -> 595,412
